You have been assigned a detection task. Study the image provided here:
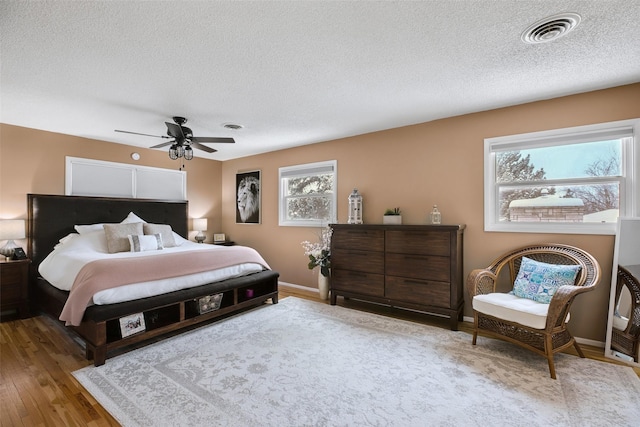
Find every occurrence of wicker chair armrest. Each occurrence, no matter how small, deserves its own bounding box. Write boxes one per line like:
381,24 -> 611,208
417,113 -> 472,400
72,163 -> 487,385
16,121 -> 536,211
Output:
466,268 -> 497,298
545,284 -> 595,330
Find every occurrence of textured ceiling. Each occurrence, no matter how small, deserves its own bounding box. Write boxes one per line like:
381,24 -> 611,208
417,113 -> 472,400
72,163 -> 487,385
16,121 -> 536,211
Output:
1,1 -> 639,161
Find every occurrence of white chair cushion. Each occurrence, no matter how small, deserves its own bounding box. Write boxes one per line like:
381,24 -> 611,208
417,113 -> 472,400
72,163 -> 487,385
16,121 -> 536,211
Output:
473,293 -> 570,330
612,314 -> 629,331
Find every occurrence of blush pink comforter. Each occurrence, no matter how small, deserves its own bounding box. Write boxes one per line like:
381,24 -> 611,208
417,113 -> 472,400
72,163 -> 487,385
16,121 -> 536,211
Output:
59,246 -> 270,326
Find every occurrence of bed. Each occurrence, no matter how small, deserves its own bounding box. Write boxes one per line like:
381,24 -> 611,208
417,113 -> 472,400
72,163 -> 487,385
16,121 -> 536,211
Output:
27,194 -> 279,366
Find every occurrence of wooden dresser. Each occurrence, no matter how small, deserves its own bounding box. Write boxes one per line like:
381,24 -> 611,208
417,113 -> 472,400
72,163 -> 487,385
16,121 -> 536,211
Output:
330,224 -> 465,330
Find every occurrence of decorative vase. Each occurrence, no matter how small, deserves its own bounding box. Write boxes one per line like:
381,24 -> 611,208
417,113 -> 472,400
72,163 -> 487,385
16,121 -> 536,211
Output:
318,273 -> 330,301
383,215 -> 402,225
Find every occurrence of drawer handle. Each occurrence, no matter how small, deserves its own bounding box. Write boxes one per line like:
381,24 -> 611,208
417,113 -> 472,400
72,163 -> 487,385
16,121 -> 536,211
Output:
403,279 -> 427,286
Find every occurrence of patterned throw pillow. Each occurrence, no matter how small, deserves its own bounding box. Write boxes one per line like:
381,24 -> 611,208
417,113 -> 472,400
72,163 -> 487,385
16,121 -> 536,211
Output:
128,233 -> 163,252
512,257 -> 581,304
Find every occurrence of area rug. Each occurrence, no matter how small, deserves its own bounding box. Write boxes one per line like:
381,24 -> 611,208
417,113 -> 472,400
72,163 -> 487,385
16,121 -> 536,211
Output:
73,297 -> 640,427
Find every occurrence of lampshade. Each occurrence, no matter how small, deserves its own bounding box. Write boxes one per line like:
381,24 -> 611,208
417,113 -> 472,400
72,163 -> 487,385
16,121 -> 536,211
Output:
184,145 -> 193,160
193,218 -> 208,231
0,219 -> 26,240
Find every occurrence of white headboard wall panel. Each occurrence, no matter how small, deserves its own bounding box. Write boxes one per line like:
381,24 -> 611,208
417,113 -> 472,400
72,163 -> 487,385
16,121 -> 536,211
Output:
65,157 -> 186,200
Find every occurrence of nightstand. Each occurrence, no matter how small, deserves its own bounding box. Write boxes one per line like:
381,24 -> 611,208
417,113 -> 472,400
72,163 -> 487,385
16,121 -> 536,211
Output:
214,241 -> 235,246
0,258 -> 31,319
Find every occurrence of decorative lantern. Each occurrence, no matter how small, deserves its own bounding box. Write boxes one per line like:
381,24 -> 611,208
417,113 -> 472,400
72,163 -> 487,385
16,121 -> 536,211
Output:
348,189 -> 363,224
430,205 -> 442,224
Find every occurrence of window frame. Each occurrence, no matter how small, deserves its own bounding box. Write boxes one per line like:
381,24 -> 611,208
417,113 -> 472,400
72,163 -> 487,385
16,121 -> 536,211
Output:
484,119 -> 639,235
278,160 -> 337,227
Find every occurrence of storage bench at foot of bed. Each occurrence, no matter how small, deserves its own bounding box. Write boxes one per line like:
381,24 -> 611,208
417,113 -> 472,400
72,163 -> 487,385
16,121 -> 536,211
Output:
37,270 -> 279,366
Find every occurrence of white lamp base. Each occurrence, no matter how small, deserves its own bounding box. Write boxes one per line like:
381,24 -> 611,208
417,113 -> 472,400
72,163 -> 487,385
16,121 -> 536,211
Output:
0,239 -> 18,257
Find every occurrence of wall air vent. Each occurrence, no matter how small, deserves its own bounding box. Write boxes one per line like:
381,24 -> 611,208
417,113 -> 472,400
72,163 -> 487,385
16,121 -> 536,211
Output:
522,13 -> 581,44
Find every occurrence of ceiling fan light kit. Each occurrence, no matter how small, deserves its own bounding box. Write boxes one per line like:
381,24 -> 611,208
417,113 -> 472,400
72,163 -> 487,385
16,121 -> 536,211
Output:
115,116 -> 235,160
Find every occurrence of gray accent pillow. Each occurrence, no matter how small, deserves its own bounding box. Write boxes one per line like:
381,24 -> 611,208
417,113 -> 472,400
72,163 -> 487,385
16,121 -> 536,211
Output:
103,222 -> 144,253
143,223 -> 177,247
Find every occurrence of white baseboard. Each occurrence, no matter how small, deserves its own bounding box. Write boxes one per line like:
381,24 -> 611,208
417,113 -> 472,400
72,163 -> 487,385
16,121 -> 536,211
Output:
278,281 -> 319,294
280,283 -> 606,348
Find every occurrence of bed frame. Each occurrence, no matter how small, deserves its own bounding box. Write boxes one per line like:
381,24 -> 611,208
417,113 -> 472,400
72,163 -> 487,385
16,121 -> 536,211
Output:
27,194 -> 279,366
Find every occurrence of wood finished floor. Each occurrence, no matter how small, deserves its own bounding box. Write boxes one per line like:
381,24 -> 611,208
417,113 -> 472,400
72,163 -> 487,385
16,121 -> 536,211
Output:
2,286 -> 639,427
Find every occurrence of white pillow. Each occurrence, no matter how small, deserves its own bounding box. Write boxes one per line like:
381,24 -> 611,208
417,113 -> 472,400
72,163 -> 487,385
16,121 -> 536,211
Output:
128,233 -> 163,252
75,223 -> 110,234
121,212 -> 147,224
172,232 -> 187,246
53,230 -> 108,253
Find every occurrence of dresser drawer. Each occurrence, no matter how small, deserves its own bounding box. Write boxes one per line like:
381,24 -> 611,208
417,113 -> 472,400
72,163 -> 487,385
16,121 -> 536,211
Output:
1,266 -> 24,283
333,249 -> 384,274
385,276 -> 450,308
385,230 -> 450,256
332,228 -> 384,252
385,253 -> 450,282
0,260 -> 29,312
331,269 -> 384,297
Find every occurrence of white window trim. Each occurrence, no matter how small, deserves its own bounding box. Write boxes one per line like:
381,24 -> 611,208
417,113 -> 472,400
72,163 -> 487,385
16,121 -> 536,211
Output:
484,119 -> 639,235
65,156 -> 187,200
279,160 -> 337,227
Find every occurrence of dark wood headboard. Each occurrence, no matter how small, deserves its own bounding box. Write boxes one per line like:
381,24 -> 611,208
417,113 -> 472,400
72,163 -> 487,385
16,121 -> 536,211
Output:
27,194 -> 189,270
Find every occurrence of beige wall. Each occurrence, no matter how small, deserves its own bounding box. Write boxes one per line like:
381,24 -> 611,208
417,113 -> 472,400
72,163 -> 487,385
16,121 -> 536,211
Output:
0,124 -> 223,242
1,83 -> 639,342
222,83 -> 640,342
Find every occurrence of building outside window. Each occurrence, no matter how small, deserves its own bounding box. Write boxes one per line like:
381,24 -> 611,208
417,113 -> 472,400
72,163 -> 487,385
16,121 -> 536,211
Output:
279,160 -> 337,227
485,119 -> 638,235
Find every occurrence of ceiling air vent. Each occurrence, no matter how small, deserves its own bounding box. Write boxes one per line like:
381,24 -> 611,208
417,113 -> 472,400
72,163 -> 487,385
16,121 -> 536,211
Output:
223,123 -> 244,130
521,13 -> 581,44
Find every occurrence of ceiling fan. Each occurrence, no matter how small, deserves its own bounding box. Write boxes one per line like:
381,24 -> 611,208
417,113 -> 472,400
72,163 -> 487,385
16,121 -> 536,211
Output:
115,116 -> 235,160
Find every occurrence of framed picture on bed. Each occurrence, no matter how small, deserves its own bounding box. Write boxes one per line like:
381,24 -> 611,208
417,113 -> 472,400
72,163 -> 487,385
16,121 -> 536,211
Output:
119,313 -> 146,338
236,170 -> 261,224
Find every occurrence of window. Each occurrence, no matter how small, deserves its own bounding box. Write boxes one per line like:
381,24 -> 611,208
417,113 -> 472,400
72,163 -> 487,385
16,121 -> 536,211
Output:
279,160 -> 337,227
485,119 -> 639,235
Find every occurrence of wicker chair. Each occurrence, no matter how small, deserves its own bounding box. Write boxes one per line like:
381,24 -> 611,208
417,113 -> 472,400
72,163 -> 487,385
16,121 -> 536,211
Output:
610,265 -> 640,362
467,243 -> 601,379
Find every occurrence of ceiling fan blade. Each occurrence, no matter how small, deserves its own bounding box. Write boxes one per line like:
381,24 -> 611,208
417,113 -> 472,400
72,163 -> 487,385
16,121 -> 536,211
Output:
191,136 -> 235,144
149,141 -> 175,149
115,129 -> 170,139
165,122 -> 185,139
191,142 -> 218,153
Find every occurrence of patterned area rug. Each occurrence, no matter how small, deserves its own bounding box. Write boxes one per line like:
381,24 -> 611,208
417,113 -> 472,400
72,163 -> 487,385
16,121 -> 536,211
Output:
73,297 -> 640,426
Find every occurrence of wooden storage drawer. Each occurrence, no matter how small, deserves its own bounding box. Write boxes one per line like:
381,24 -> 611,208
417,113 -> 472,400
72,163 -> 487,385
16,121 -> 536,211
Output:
385,253 -> 450,282
385,276 -> 450,307
331,269 -> 384,297
1,266 -> 24,283
0,281 -> 22,301
332,248 -> 384,274
332,228 -> 384,252
385,230 -> 450,256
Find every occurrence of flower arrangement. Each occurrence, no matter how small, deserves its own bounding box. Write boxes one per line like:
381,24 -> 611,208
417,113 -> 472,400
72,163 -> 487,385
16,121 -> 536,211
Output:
301,226 -> 332,277
384,208 -> 401,215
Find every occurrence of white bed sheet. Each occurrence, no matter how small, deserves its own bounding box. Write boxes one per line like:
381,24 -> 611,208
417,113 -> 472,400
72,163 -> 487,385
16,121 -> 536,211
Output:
38,231 -> 264,305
